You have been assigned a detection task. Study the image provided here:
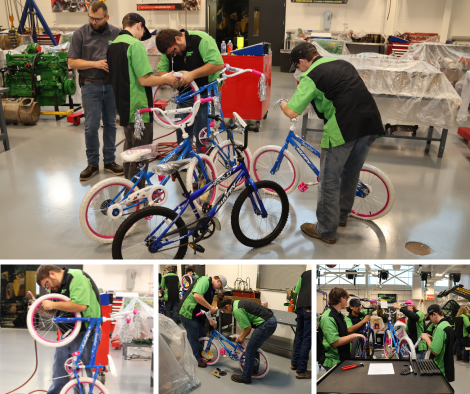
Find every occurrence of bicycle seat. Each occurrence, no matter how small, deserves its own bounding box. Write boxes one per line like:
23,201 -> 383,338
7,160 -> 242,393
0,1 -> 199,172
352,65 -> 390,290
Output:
121,144 -> 161,163
151,159 -> 193,175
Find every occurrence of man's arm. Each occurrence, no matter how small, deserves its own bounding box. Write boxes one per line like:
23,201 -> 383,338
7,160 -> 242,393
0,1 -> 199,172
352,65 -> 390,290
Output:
238,326 -> 252,342
68,58 -> 108,72
331,333 -> 365,347
280,101 -> 300,119
347,316 -> 369,334
194,292 -> 217,314
42,300 -> 87,313
179,63 -> 224,86
138,73 -> 176,87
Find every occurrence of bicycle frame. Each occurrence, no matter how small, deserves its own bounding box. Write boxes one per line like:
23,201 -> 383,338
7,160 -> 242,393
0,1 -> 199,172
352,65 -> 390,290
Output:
384,312 -> 402,358
203,328 -> 246,362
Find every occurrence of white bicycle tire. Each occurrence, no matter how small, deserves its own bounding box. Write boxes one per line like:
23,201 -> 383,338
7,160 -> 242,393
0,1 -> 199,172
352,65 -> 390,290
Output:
79,177 -> 140,244
27,294 -> 82,348
209,139 -> 253,192
59,377 -> 109,394
239,348 -> 270,379
199,337 -> 220,365
185,154 -> 218,209
399,337 -> 417,360
252,145 -> 301,196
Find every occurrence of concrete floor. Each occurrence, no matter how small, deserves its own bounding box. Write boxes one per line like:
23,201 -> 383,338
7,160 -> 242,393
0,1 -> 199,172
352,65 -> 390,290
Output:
0,328 -> 152,394
2,67 -> 470,259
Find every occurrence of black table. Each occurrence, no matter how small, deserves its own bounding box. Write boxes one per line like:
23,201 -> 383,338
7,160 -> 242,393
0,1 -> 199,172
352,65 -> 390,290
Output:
0,87 -> 10,151
317,359 -> 454,394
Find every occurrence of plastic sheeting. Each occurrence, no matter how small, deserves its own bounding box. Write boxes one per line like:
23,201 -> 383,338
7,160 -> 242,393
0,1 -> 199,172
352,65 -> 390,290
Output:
159,314 -> 201,394
314,39 -> 350,55
113,298 -> 154,343
401,43 -> 470,86
151,159 -> 193,176
456,71 -> 470,124
303,41 -> 462,129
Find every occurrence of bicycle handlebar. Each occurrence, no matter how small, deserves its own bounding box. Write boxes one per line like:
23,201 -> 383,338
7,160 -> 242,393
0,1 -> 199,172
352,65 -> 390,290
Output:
195,308 -> 219,324
208,114 -> 255,153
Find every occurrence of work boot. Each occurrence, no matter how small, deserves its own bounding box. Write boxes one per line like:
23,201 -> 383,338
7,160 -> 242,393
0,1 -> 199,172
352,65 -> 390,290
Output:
104,162 -> 124,176
290,364 -> 298,370
339,222 -> 347,227
231,374 -> 252,384
80,165 -> 99,181
197,359 -> 207,368
300,223 -> 336,244
295,370 -> 311,379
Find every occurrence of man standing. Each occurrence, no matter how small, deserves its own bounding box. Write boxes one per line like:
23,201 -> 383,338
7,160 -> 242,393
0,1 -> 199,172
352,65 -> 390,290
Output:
160,265 -> 180,324
185,265 -> 200,278
156,29 -> 224,152
280,42 -> 383,243
177,275 -> 226,368
35,265 -> 101,394
68,2 -> 123,181
107,14 -> 177,189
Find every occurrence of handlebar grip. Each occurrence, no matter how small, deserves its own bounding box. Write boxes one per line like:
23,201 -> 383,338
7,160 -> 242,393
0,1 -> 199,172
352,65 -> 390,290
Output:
200,97 -> 214,104
139,108 -> 153,114
195,311 -> 204,317
252,70 -> 263,76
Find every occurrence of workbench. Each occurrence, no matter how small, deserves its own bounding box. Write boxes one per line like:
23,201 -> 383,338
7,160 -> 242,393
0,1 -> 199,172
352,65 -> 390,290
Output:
0,87 -> 11,151
317,359 -> 454,394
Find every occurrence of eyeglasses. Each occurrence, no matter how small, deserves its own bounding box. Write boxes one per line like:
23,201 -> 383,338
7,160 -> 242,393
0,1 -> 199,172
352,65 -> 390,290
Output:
88,15 -> 106,23
44,278 -> 51,290
169,44 -> 178,57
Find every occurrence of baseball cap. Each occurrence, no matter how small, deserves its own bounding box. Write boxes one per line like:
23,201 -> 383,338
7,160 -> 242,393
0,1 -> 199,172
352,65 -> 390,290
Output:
404,300 -> 415,306
122,13 -> 152,41
217,275 -> 227,288
289,42 -> 318,72
349,298 -> 361,307
425,304 -> 441,320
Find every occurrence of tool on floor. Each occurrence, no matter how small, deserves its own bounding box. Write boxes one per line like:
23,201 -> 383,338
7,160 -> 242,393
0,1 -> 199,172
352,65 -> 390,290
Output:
400,364 -> 412,375
341,363 -> 364,370
216,368 -> 227,376
211,369 -> 220,378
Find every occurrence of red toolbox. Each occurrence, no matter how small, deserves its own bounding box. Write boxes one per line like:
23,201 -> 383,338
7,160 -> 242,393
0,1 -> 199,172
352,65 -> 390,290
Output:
458,127 -> 470,150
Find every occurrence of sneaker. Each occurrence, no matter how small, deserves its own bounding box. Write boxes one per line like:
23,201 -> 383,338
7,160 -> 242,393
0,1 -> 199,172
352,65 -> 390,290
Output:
80,165 -> 99,181
290,364 -> 298,370
231,374 -> 252,384
197,359 -> 207,368
295,370 -> 311,379
300,223 -> 336,244
104,162 -> 124,176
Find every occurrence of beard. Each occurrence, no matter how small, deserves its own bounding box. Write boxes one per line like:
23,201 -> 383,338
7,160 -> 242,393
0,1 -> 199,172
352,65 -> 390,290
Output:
90,22 -> 107,33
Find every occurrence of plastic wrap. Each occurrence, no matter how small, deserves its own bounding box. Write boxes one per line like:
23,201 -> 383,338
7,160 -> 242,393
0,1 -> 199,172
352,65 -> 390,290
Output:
301,41 -> 462,129
456,71 -> 470,124
112,298 -> 154,342
59,32 -> 74,45
142,37 -> 158,54
40,42 -> 70,55
314,39 -> 350,55
121,143 -> 168,162
401,43 -> 470,86
151,159 -> 193,175
258,73 -> 267,101
133,110 -> 145,140
159,314 -> 201,394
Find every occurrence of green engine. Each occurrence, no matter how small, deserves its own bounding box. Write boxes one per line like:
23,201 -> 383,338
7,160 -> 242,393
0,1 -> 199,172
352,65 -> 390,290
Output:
4,43 -> 76,107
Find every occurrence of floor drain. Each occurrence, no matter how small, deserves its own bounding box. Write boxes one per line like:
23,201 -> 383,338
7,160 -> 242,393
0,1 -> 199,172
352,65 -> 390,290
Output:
405,242 -> 432,256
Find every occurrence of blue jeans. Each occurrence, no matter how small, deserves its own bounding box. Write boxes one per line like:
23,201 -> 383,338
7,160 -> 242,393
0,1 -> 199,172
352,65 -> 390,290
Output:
315,134 -> 377,240
180,315 -> 206,361
176,92 -> 207,153
456,337 -> 470,361
48,330 -> 94,394
291,308 -> 312,373
165,300 -> 179,324
416,350 -> 427,360
242,316 -> 277,381
81,82 -> 117,167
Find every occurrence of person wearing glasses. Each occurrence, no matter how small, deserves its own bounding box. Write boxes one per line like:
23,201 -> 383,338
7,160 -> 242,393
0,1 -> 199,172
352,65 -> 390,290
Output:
68,2 -> 123,181
155,29 -> 224,153
34,265 -> 101,394
278,42 -> 384,244
318,287 -> 366,370
107,14 -> 177,189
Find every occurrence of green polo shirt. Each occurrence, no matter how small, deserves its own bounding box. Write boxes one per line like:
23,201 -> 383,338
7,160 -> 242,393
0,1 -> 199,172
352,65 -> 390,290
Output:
319,308 -> 342,368
404,310 -> 428,352
179,276 -> 210,319
232,300 -> 273,329
344,310 -> 372,351
430,320 -> 452,376
459,314 -> 470,336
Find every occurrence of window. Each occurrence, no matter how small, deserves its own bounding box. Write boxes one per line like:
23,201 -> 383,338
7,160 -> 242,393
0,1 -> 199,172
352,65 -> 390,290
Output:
258,265 -> 307,290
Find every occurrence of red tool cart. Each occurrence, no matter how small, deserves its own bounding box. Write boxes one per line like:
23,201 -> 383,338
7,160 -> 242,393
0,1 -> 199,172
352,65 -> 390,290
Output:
220,53 -> 272,124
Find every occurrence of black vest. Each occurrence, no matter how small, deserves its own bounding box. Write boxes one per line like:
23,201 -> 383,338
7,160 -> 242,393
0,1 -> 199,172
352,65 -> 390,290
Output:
436,319 -> 455,382
162,273 -> 180,302
328,307 -> 351,361
296,270 -> 311,309
177,276 -> 215,323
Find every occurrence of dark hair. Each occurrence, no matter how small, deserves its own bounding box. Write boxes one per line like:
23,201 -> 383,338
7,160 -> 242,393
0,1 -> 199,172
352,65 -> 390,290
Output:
217,293 -> 233,309
328,287 -> 349,306
122,14 -> 139,30
304,43 -> 319,62
36,265 -> 61,286
185,266 -> 195,274
90,1 -> 107,15
156,29 -> 183,54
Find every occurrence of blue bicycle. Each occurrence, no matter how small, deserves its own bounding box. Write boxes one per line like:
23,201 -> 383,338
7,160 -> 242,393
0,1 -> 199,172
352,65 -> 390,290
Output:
252,117 -> 395,220
349,297 -> 379,360
111,113 -> 290,260
27,293 -> 137,394
196,310 -> 270,379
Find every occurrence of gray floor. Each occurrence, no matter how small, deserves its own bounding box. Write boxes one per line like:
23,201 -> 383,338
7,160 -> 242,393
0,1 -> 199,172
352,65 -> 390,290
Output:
0,328 -> 152,394
2,67 -> 470,259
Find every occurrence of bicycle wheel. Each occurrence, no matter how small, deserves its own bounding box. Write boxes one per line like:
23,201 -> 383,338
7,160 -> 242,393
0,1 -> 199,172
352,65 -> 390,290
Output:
399,337 -> 416,360
112,206 -> 188,260
239,348 -> 270,379
180,274 -> 194,292
198,337 -> 220,365
209,139 -> 253,192
350,336 -> 365,359
252,145 -> 300,195
79,177 -> 142,243
27,294 -> 82,348
185,154 -> 218,209
153,77 -> 200,129
350,164 -> 395,220
365,329 -> 375,359
383,330 -> 398,359
231,180 -> 289,248
60,377 -> 109,394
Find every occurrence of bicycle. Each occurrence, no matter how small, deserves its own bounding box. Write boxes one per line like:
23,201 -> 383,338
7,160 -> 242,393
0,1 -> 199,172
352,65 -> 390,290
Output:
111,112 -> 290,259
79,97 -> 218,243
27,293 -> 139,394
153,63 -> 266,192
196,309 -> 270,378
382,304 -> 416,360
349,297 -> 378,360
251,116 -> 395,220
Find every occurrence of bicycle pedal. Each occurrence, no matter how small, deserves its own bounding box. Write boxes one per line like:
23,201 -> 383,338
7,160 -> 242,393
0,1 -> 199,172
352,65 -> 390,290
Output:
298,182 -> 309,192
189,243 -> 205,253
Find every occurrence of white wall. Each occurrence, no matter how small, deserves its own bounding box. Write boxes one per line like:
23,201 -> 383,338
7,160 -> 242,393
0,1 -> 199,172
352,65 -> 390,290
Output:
83,264 -> 154,294
205,264 -> 258,290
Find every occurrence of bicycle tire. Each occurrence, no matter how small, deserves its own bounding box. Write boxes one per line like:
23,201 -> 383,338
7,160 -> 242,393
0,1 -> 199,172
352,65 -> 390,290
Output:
112,206 -> 188,260
252,145 -> 300,195
350,164 -> 395,220
231,180 -> 289,248
185,154 -> 218,209
198,337 -> 220,365
239,348 -> 270,379
79,177 -> 141,243
153,77 -> 200,129
209,139 -> 253,192
350,336 -> 365,359
59,377 -> 109,394
27,294 -> 82,348
365,329 -> 375,359
399,337 -> 416,360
